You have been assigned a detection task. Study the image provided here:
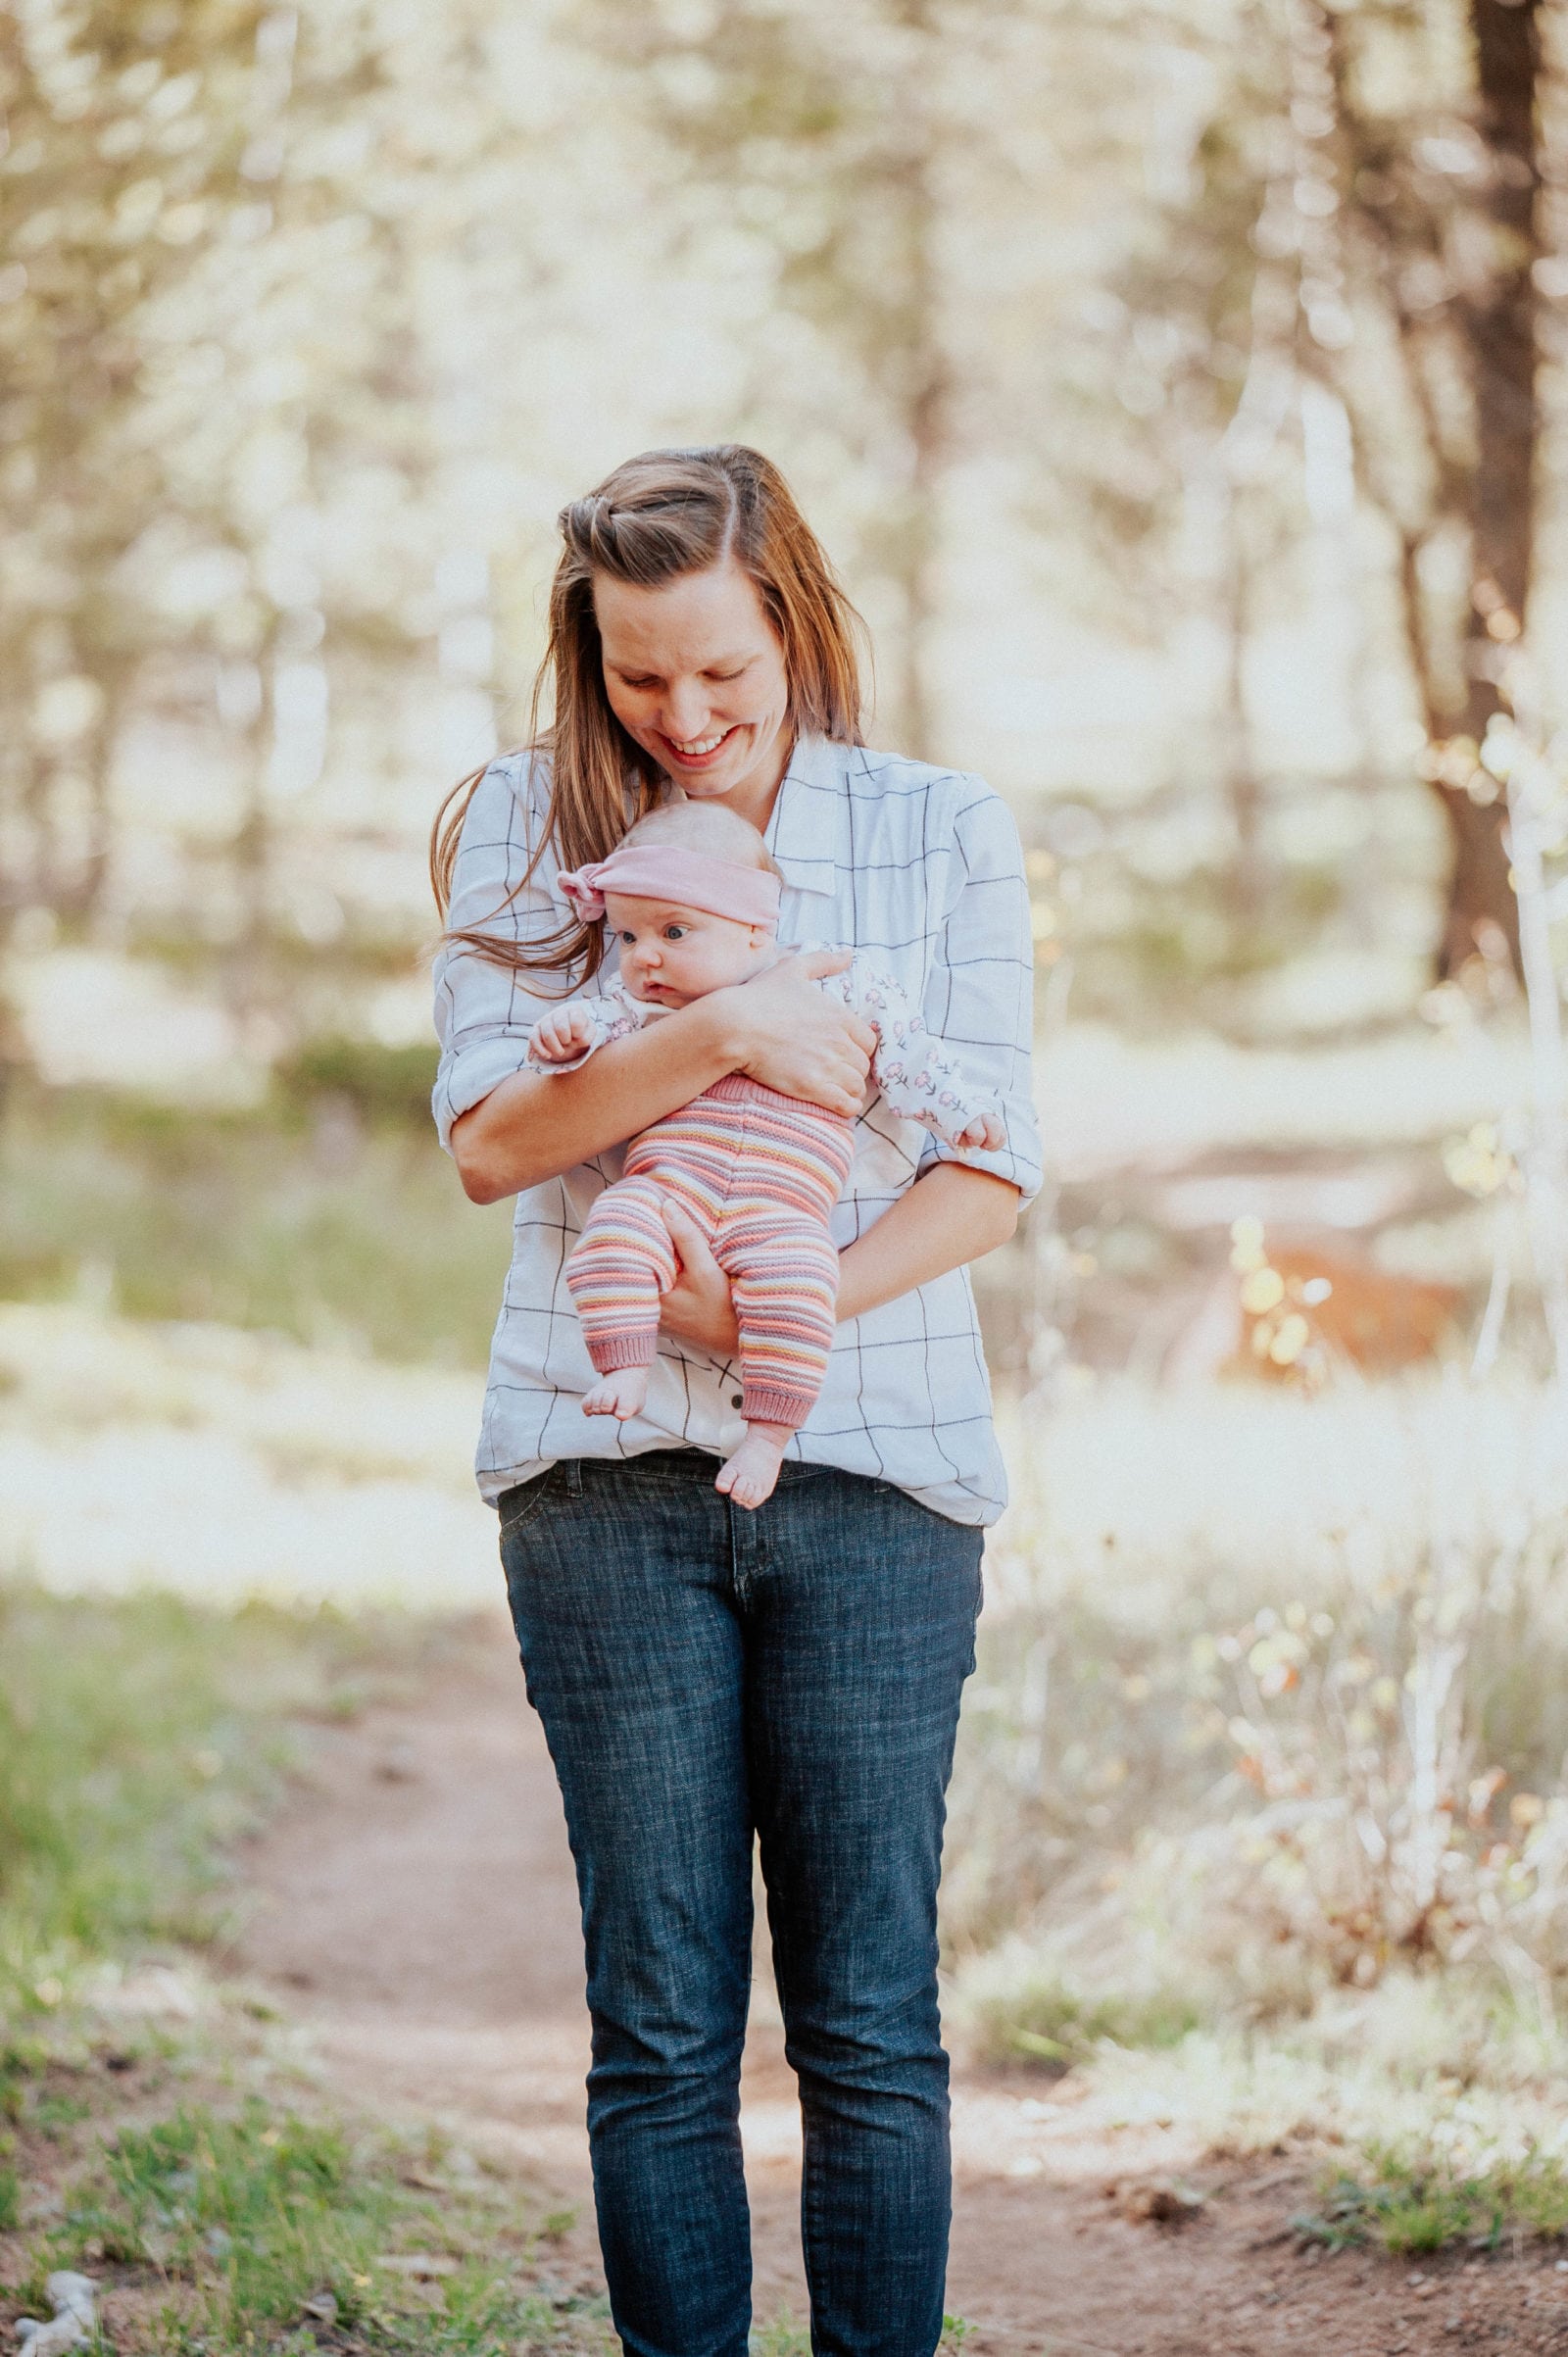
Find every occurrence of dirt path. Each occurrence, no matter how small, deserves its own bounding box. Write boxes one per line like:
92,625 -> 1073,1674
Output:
230,1619 -> 1568,2355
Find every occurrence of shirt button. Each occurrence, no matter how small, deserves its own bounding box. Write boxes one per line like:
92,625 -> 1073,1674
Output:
731,1394 -> 744,1409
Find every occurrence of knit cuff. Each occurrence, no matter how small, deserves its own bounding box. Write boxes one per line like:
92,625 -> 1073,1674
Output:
585,1331 -> 658,1374
739,1384 -> 816,1432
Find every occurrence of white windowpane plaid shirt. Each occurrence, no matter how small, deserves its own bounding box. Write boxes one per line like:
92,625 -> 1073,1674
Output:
431,732 -> 1042,1525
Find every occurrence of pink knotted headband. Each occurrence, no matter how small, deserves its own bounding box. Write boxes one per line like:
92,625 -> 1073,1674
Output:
556,844 -> 782,927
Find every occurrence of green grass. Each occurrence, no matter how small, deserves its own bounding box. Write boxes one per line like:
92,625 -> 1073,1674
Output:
0,1079 -> 512,1367
0,1584 -> 412,2016
969,1973 -> 1201,2069
11,2095 -> 613,2355
1297,2146 -> 1568,2255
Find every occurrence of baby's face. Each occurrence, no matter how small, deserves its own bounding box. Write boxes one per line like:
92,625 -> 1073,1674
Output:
604,892 -> 774,1007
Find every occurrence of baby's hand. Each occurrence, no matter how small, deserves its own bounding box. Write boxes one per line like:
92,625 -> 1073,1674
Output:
530,1002 -> 595,1063
956,1109 -> 1005,1152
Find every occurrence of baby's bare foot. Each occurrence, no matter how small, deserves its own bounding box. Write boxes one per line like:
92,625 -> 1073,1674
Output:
583,1365 -> 651,1419
715,1425 -> 789,1510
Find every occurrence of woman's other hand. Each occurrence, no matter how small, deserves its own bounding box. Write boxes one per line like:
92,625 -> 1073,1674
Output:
712,951 -> 874,1116
529,1002 -> 595,1063
658,1202 -> 741,1357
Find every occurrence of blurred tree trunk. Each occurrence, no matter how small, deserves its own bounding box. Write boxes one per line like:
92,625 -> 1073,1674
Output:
885,49 -> 948,765
1440,0 -> 1542,979
229,626 -> 279,1026
1332,0 -> 1543,979
1221,511 -> 1264,917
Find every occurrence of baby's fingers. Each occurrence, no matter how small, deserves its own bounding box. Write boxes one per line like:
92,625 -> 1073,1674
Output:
957,1113 -> 1004,1151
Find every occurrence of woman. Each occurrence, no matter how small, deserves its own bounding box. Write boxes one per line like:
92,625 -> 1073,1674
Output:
431,445 -> 1040,2357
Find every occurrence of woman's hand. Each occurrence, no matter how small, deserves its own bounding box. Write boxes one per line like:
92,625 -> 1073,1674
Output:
711,952 -> 874,1117
657,1201 -> 742,1357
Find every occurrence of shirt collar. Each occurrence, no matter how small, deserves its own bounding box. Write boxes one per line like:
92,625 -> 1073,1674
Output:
764,732 -> 852,899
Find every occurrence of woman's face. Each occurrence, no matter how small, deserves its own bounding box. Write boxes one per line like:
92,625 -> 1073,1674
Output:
594,560 -> 793,829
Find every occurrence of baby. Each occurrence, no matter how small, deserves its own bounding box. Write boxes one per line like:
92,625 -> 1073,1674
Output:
527,802 -> 1004,1508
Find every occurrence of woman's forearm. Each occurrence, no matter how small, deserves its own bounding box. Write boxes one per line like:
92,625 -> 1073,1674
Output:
836,1163 -> 1021,1323
451,997 -> 745,1202
451,953 -> 875,1203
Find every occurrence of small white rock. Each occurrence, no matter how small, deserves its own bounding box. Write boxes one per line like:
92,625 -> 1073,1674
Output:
15,2273 -> 97,2357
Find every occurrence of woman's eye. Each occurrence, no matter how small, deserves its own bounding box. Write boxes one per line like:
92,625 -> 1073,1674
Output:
707,667 -> 744,683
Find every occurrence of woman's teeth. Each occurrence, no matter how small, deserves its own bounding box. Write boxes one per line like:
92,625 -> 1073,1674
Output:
668,727 -> 732,757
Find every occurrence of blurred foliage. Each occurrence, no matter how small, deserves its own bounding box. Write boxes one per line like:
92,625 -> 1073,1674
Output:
1,0 -> 1563,1014
0,0 -> 269,929
949,1387 -> 1568,2028
277,1035 -> 439,1125
1064,0 -> 1565,971
0,1079 -> 511,1364
967,1974 -> 1200,2071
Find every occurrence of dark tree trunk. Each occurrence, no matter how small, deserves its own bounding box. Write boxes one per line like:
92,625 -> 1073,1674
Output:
1437,779 -> 1520,975
1438,0 -> 1543,977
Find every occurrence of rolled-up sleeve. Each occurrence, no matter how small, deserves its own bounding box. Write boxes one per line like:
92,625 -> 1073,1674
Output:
431,755 -> 562,1154
917,777 -> 1042,1204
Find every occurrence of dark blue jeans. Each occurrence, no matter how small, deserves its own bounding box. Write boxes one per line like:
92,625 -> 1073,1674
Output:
498,1450 -> 983,2357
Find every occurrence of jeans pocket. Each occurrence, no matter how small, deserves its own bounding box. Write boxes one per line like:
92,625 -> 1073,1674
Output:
497,1464 -> 564,1542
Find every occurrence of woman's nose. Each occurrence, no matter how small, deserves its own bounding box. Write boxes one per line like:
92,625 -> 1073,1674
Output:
661,684 -> 710,743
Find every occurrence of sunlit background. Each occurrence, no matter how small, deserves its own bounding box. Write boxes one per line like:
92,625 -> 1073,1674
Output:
8,0 -> 1568,2192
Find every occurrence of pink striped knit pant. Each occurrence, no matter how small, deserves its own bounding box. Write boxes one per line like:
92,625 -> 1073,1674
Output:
565,1075 -> 856,1432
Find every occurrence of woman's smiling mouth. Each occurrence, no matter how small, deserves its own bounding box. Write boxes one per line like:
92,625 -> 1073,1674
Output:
660,724 -> 741,767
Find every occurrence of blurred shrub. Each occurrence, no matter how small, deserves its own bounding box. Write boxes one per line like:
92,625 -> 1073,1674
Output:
1298,2148 -> 1568,2255
275,1037 -> 439,1127
965,1971 -> 1200,2069
949,1382 -> 1568,2039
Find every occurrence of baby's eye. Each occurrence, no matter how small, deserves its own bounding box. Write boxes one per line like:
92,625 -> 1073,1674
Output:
662,924 -> 687,940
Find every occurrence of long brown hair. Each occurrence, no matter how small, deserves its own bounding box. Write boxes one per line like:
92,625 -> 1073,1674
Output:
429,444 -> 867,983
